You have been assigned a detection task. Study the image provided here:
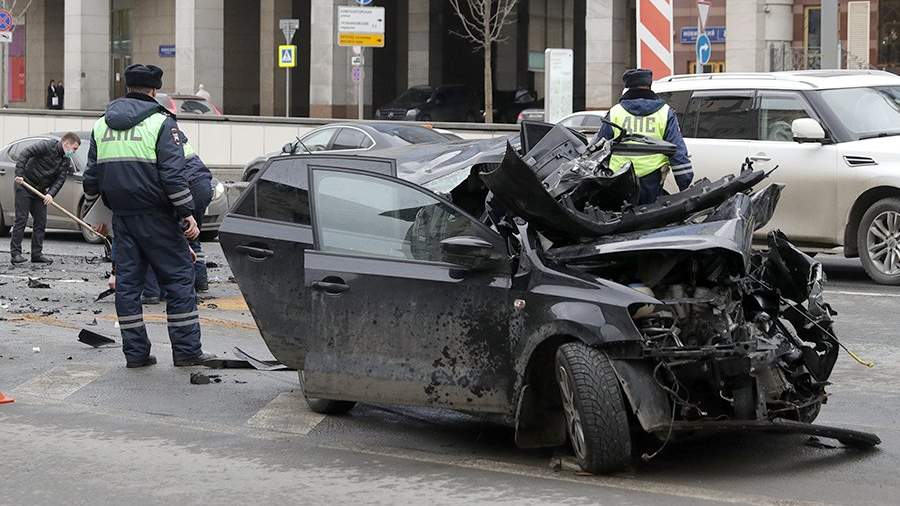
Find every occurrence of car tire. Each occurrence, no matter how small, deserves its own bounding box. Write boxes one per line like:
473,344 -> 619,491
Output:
555,343 -> 631,474
299,371 -> 356,415
78,198 -> 104,244
858,197 -> 900,285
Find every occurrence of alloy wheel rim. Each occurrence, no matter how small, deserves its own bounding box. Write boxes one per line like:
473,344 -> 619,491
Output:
866,210 -> 900,276
557,364 -> 587,462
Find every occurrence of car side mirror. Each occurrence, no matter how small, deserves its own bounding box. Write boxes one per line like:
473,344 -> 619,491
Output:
792,118 -> 826,143
282,142 -> 294,154
440,236 -> 502,271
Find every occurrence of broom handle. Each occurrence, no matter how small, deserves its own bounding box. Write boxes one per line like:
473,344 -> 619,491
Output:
17,179 -> 112,249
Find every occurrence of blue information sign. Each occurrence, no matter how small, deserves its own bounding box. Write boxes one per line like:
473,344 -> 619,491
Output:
680,26 -> 726,44
696,33 -> 712,65
159,45 -> 176,58
355,0 -> 374,5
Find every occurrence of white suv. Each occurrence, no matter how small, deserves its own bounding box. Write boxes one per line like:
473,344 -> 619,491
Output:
654,70 -> 900,285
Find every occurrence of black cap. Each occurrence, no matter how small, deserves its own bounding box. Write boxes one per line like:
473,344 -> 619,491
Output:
124,64 -> 163,89
622,68 -> 653,89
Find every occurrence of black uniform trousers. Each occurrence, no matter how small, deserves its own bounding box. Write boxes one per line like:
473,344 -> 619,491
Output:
638,170 -> 664,205
10,185 -> 48,258
113,211 -> 201,363
143,178 -> 212,298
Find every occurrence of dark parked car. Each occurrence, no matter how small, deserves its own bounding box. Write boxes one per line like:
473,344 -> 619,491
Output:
375,85 -> 482,122
220,122 -> 878,474
0,132 -> 226,242
493,88 -> 542,123
240,122 -> 454,181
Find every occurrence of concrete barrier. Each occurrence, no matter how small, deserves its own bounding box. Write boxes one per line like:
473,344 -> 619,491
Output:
0,109 -> 520,176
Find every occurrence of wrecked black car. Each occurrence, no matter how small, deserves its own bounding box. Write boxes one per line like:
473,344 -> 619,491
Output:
220,120 -> 879,474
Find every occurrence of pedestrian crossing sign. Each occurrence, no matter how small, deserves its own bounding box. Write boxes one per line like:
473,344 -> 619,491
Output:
278,45 -> 297,68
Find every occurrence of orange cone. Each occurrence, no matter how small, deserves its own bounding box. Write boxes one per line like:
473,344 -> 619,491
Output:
0,391 -> 14,404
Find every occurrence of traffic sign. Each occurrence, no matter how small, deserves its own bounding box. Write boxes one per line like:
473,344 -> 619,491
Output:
697,0 -> 711,29
696,33 -> 711,65
337,6 -> 384,33
0,8 -> 13,32
351,56 -> 362,66
0,31 -> 11,43
280,18 -> 299,43
355,0 -> 374,5
338,33 -> 384,47
278,45 -> 297,68
352,66 -> 362,82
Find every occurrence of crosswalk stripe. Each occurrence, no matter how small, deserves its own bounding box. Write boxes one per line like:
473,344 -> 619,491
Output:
245,391 -> 325,435
13,363 -> 108,400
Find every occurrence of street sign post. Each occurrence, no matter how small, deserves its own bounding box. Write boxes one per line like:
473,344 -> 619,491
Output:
279,18 -> 300,117
337,6 -> 385,119
695,1 -> 711,74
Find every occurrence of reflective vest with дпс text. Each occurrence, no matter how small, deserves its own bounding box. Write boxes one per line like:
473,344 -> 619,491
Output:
608,103 -> 670,177
92,112 -> 168,165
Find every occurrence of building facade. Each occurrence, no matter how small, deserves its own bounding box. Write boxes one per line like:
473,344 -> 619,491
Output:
0,0 -> 893,117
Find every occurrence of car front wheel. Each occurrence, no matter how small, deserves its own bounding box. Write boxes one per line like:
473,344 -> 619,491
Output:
299,371 -> 356,415
859,197 -> 900,285
555,343 -> 631,474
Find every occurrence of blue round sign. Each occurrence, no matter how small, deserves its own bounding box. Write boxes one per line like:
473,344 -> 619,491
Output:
0,9 -> 13,32
696,33 -> 712,65
355,0 -> 374,5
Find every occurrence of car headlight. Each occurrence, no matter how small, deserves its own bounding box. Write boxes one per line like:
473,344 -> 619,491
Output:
212,180 -> 225,201
405,108 -> 420,120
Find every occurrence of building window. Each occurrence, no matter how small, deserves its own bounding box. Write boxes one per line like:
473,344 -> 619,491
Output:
880,0 -> 900,66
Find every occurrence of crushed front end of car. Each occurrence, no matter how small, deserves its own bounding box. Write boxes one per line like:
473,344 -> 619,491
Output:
477,122 -> 880,467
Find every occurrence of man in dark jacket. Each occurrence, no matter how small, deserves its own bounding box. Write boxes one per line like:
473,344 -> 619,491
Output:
594,69 -> 693,205
83,63 -> 214,369
10,132 -> 81,264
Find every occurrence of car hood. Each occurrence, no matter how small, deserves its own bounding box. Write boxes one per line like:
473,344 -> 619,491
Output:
841,136 -> 900,158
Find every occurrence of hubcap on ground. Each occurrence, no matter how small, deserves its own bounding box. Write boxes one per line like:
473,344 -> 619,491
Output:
867,210 -> 900,275
557,363 -> 587,462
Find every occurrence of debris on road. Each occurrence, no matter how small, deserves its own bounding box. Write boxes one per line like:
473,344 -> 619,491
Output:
205,261 -> 219,269
190,372 -> 221,385
95,288 -> 115,302
32,347 -> 40,353
78,329 -> 117,348
27,278 -> 51,289
86,318 -> 98,326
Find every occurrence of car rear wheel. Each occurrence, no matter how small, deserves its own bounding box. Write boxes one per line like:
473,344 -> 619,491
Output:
78,198 -> 104,244
858,197 -> 900,285
555,343 -> 631,474
299,371 -> 356,415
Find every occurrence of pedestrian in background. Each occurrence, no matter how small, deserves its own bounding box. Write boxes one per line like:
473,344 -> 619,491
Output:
83,63 -> 215,369
46,80 -> 58,109
10,132 -> 81,265
56,81 -> 65,109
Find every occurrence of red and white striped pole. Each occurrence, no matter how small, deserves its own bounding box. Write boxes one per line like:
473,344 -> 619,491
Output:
636,0 -> 674,79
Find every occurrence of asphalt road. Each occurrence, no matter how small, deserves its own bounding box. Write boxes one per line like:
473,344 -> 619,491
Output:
1,233 -> 898,505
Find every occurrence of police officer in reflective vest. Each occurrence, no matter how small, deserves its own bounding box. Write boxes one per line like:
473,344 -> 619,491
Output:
594,68 -> 693,205
142,133 -> 213,303
83,64 -> 215,368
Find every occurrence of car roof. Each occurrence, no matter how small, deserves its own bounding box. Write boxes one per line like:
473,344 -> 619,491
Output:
654,70 -> 900,92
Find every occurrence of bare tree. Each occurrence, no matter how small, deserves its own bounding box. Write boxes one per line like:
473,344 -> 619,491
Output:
449,0 -> 517,124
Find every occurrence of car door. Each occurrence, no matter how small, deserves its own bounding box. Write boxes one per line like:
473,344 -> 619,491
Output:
329,127 -> 374,152
668,91 -> 754,192
747,91 -> 838,244
303,167 -> 514,413
43,140 -> 83,230
219,155 -> 396,370
0,141 -> 20,227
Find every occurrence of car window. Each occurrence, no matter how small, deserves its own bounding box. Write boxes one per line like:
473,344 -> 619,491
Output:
0,146 -> 10,163
8,139 -> 41,162
176,99 -> 212,115
331,128 -> 369,150
683,93 -> 754,140
312,169 -> 487,263
234,158 -> 310,225
581,114 -> 605,127
360,135 -> 374,148
756,92 -> 813,142
301,128 -> 339,152
71,139 -> 90,173
657,91 -> 692,126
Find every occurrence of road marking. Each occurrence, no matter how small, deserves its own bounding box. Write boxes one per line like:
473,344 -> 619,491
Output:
97,313 -> 258,331
13,363 -> 108,400
825,290 -> 900,298
245,391 -> 326,435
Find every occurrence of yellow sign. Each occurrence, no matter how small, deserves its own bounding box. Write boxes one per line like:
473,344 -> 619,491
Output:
278,45 -> 297,68
338,33 -> 384,48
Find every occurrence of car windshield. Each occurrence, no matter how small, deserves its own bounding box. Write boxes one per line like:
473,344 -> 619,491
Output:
370,124 -> 447,144
818,86 -> 900,139
391,87 -> 433,107
174,97 -> 213,115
